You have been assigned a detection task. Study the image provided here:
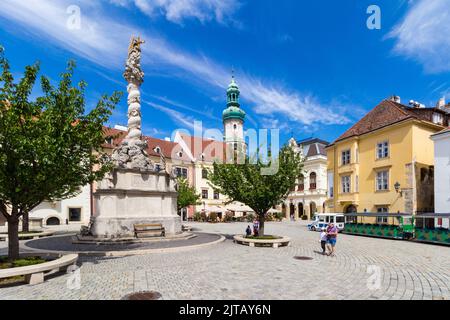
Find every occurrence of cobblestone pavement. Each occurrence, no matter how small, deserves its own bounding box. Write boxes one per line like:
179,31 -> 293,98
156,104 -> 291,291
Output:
0,222 -> 449,300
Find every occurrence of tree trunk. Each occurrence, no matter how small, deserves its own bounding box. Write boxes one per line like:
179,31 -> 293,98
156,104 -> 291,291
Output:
7,208 -> 20,261
22,210 -> 29,232
258,213 -> 265,237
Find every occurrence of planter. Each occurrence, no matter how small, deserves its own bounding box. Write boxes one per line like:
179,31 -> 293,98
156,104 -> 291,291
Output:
0,252 -> 78,285
233,235 -> 290,248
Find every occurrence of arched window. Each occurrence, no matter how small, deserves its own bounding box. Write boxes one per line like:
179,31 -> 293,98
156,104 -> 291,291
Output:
202,169 -> 208,179
233,124 -> 237,130
309,172 -> 317,190
298,176 -> 304,191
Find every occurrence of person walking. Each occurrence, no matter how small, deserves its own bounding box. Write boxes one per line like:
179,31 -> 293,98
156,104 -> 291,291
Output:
320,227 -> 328,254
253,218 -> 260,237
326,223 -> 338,256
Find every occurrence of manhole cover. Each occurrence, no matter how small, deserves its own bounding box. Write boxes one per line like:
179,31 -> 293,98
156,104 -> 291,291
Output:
121,291 -> 162,300
294,256 -> 313,261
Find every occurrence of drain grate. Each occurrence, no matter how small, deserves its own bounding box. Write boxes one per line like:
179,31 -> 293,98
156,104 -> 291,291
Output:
294,256 -> 313,261
121,291 -> 162,300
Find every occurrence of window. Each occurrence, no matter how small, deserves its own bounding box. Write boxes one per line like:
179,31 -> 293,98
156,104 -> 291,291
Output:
202,169 -> 208,179
298,176 -> 304,191
234,143 -> 238,151
309,172 -> 317,190
213,191 -> 220,200
68,208 -> 81,222
377,141 -> 389,159
175,167 -> 188,178
155,164 -> 161,172
154,146 -> 161,154
105,137 -> 113,145
376,170 -> 389,191
328,171 -> 334,198
202,189 -> 209,199
341,150 -> 351,165
233,124 -> 237,130
341,176 -> 351,193
376,207 -> 388,223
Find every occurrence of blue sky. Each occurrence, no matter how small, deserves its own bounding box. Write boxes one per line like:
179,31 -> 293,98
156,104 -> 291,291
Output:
0,0 -> 449,145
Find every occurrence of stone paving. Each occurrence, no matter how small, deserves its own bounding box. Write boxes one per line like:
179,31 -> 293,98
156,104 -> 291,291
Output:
0,221 -> 449,300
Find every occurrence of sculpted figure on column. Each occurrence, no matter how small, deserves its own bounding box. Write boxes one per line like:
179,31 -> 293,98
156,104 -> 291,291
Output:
112,36 -> 153,171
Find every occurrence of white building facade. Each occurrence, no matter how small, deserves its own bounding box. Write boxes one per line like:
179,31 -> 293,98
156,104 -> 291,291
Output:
281,138 -> 329,220
431,127 -> 450,228
29,184 -> 91,226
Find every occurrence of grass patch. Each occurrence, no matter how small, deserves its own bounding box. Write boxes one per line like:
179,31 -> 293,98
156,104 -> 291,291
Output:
245,235 -> 281,240
0,256 -> 47,269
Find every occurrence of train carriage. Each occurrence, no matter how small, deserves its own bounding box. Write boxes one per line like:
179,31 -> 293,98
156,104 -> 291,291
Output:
342,212 -> 414,240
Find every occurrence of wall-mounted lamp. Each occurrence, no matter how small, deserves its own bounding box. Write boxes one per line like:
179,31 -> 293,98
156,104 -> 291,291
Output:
394,182 -> 403,197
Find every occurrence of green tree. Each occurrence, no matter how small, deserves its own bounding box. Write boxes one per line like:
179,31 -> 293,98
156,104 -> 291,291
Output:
177,178 -> 201,216
208,145 -> 303,236
0,47 -> 122,260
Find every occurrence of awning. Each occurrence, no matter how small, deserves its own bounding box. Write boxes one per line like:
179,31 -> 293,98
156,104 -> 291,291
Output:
226,203 -> 254,213
203,205 -> 228,213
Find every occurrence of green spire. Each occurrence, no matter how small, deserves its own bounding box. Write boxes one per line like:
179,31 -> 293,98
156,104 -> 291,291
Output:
223,74 -> 245,122
226,74 -> 240,107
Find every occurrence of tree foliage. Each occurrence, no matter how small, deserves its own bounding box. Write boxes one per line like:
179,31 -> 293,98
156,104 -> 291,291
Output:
0,46 -> 122,259
207,144 -> 303,236
177,177 -> 201,212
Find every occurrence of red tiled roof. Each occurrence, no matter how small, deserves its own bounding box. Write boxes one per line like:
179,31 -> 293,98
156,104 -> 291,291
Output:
332,100 -> 448,144
102,127 -> 227,162
102,127 -> 189,161
178,133 -> 228,162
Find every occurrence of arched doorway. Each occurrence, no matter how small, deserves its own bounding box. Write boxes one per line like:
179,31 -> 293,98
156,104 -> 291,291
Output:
310,202 -> 317,219
345,204 -> 357,213
282,203 -> 287,219
298,203 -> 304,218
46,217 -> 60,226
289,203 -> 295,221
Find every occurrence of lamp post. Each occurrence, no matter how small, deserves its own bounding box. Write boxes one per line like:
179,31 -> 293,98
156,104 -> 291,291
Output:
394,182 -> 403,197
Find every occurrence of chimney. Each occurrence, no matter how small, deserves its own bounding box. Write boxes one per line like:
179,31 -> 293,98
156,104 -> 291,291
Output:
390,95 -> 401,103
436,97 -> 446,109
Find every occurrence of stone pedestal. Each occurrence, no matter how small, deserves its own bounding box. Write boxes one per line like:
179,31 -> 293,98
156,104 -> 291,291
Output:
92,168 -> 181,238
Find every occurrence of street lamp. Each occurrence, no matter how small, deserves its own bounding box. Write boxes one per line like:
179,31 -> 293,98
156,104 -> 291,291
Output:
394,182 -> 402,197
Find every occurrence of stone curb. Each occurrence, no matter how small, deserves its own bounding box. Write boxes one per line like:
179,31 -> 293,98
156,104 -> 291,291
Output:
21,233 -> 226,257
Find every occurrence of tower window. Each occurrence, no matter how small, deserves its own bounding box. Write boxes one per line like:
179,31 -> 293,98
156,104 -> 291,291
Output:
233,124 -> 237,130
234,143 -> 238,151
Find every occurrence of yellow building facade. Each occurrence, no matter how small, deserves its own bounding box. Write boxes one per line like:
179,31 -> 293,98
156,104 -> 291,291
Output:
325,98 -> 449,214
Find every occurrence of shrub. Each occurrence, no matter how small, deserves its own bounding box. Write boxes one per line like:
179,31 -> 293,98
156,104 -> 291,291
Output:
193,212 -> 202,222
272,212 -> 284,221
245,213 -> 256,222
223,212 -> 234,223
265,213 -> 274,222
209,212 -> 218,223
200,212 -> 208,222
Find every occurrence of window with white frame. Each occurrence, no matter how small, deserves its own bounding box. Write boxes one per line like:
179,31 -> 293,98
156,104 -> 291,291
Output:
341,175 -> 351,193
341,149 -> 351,165
202,189 -> 209,199
376,170 -> 389,191
376,141 -> 389,159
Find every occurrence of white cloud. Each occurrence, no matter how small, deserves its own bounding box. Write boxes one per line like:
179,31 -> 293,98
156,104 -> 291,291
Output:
388,0 -> 450,73
145,101 -> 198,130
109,0 -> 241,24
0,0 -> 353,128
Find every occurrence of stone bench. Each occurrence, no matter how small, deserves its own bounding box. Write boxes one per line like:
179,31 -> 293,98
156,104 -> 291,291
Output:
134,224 -> 165,238
0,253 -> 78,285
233,235 -> 291,248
